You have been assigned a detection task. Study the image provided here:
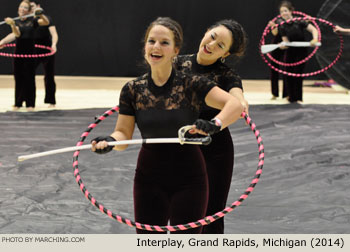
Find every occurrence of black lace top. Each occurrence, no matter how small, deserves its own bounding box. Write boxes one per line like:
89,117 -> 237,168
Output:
119,69 -> 216,138
175,54 -> 242,120
279,20 -> 309,59
279,20 -> 309,41
15,17 -> 38,54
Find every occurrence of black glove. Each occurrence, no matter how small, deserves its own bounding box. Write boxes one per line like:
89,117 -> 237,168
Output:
91,136 -> 116,154
193,119 -> 221,135
34,8 -> 44,16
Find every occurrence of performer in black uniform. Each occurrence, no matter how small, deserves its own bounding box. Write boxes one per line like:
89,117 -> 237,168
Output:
175,19 -> 248,234
91,17 -> 243,234
31,0 -> 58,107
278,1 -> 318,103
268,17 -> 287,100
0,0 -> 49,111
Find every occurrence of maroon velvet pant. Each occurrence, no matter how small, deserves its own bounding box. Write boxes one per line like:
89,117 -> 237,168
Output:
200,128 -> 234,234
133,143 -> 208,234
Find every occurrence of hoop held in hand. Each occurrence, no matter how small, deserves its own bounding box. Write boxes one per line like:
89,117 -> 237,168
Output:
261,11 -> 322,67
260,16 -> 343,77
72,106 -> 265,232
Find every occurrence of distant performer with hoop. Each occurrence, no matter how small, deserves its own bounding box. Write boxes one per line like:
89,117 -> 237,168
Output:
278,1 -> 318,103
90,17 -> 243,234
31,0 -> 58,108
0,0 -> 49,111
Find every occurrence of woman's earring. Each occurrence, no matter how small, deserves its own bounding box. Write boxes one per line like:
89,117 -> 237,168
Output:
220,57 -> 226,63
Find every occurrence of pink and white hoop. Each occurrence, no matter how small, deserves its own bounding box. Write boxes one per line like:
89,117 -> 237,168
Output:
261,11 -> 322,67
0,43 -> 55,58
72,106 -> 265,232
260,16 -> 343,77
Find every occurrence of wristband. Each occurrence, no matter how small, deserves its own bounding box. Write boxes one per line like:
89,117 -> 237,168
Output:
211,117 -> 222,130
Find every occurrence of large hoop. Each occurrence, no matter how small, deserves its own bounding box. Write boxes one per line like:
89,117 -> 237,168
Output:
261,11 -> 322,67
72,106 -> 265,232
260,16 -> 343,77
0,43 -> 55,58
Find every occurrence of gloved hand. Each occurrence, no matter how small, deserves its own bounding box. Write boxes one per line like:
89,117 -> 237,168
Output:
34,8 -> 44,16
193,119 -> 221,135
91,136 -> 116,154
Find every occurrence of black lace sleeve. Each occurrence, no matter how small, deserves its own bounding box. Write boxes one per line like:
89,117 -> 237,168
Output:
119,81 -> 135,116
188,74 -> 217,107
220,68 -> 243,91
176,54 -> 242,92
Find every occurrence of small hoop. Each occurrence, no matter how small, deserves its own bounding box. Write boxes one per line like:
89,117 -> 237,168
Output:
260,16 -> 343,77
261,11 -> 322,67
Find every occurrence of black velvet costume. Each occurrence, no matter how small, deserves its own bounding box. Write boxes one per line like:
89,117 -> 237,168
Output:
13,17 -> 38,108
175,54 -> 242,233
280,20 -> 309,102
119,69 -> 216,234
34,15 -> 56,105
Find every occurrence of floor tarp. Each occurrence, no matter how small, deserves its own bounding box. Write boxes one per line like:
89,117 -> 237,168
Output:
0,104 -> 349,233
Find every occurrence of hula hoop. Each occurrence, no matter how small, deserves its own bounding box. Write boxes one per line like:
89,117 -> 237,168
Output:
0,43 -> 55,58
72,106 -> 265,232
261,11 -> 322,67
261,16 -> 343,77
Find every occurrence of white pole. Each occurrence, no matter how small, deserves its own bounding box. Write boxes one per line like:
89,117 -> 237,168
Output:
0,14 -> 35,26
17,138 -> 207,162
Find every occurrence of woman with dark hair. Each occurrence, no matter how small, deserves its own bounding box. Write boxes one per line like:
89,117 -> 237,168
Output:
175,19 -> 248,234
0,0 -> 49,111
91,17 -> 243,234
278,1 -> 318,103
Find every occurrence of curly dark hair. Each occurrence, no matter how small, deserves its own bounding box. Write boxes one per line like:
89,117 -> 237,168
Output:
208,19 -> 248,57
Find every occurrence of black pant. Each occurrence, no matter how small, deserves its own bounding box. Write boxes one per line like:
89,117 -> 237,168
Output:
285,48 -> 307,102
285,67 -> 304,102
270,49 -> 287,98
34,54 -> 56,104
13,58 -> 36,108
200,128 -> 234,234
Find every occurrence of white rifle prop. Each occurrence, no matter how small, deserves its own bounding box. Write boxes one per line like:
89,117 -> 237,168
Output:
261,41 -> 322,54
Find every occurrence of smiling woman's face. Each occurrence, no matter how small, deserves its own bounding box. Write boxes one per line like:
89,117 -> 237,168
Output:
144,25 -> 179,68
18,1 -> 31,16
280,6 -> 293,20
197,25 -> 233,64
